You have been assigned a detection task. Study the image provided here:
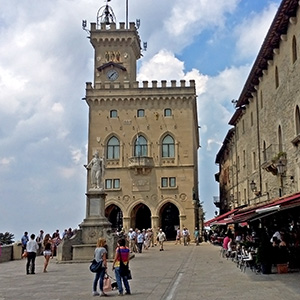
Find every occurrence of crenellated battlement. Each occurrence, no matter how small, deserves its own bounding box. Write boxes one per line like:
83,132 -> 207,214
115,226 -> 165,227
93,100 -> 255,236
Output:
91,22 -> 137,31
86,79 -> 196,90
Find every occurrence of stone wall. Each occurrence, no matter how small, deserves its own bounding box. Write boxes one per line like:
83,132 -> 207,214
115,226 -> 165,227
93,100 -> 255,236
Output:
0,245 -> 13,263
216,3 -> 300,210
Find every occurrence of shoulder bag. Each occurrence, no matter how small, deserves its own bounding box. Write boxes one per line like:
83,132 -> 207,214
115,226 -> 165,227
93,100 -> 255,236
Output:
89,258 -> 103,273
118,247 -> 132,280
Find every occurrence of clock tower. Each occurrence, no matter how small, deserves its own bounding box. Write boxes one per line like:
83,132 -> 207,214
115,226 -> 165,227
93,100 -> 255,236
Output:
82,2 -> 200,247
89,20 -> 141,85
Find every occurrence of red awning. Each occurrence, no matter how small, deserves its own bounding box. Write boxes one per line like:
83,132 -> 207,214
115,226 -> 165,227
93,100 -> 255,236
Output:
262,192 -> 300,209
204,192 -> 300,227
236,192 -> 300,223
204,208 -> 238,227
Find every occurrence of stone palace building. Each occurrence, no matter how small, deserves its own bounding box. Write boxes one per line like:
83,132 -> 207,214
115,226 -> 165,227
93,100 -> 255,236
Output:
82,4 -> 201,239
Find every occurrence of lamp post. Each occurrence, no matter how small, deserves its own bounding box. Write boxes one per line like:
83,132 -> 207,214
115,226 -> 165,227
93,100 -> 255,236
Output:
276,160 -> 286,197
250,180 -> 257,192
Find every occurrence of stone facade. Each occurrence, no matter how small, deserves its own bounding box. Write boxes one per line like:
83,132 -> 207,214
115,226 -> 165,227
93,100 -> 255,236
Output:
216,0 -> 300,213
84,21 -> 201,238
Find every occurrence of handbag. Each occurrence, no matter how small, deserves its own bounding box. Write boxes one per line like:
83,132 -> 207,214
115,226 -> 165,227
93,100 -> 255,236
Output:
103,274 -> 112,292
127,269 -> 132,280
118,248 -> 132,280
89,259 -> 103,273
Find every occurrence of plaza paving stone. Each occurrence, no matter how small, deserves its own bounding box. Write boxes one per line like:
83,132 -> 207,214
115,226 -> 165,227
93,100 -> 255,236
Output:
0,242 -> 299,300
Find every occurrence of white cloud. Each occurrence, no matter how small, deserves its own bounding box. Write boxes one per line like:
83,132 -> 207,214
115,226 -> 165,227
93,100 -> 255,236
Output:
234,2 -> 279,61
207,138 -> 222,152
0,157 -> 15,166
165,0 -> 239,38
71,148 -> 84,165
138,49 -> 184,81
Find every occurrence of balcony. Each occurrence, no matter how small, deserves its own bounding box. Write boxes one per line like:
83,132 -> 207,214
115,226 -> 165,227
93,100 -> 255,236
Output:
128,156 -> 154,174
261,144 -> 286,175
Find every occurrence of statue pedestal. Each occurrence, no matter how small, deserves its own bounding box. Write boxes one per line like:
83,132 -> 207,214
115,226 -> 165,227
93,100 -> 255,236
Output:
57,190 -> 117,261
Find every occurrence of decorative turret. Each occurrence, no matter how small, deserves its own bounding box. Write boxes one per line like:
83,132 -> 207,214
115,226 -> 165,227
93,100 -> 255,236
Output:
83,1 -> 142,85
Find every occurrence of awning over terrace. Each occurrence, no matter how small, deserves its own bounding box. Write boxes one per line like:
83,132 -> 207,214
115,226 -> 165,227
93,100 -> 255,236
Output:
204,208 -> 239,227
204,192 -> 300,227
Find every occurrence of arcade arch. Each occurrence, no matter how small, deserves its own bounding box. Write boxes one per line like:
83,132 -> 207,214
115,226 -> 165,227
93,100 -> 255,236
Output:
159,202 -> 180,240
130,203 -> 152,230
105,204 -> 123,231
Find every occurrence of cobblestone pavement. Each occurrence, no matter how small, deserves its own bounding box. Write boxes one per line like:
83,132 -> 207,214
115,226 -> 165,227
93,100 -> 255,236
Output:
0,242 -> 299,300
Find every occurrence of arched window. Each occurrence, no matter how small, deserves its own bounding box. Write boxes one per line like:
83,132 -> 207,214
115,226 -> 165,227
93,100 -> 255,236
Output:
260,90 -> 263,109
275,66 -> 279,88
278,125 -> 283,152
292,35 -> 297,64
164,108 -> 172,117
107,136 -> 120,159
134,135 -> 147,157
162,135 -> 175,158
295,105 -> 300,135
110,110 -> 118,118
137,109 -> 145,117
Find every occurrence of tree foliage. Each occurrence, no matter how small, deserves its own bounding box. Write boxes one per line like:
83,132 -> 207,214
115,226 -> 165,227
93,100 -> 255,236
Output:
0,232 -> 15,245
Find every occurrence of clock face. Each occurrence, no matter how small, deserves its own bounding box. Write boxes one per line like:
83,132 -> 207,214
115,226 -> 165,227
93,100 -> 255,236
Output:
106,69 -> 119,81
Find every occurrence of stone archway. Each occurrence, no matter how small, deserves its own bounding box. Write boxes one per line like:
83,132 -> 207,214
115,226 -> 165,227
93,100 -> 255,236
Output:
160,203 -> 180,240
105,204 -> 123,231
131,203 -> 151,230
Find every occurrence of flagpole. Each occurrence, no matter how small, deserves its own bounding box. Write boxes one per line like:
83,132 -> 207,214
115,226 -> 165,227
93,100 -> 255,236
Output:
126,0 -> 128,29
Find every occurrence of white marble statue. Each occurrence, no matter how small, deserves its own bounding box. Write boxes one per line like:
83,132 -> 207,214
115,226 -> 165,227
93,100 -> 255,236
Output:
85,151 -> 105,189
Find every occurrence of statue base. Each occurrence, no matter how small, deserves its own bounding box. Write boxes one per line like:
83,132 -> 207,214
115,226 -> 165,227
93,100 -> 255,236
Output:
57,190 -> 118,261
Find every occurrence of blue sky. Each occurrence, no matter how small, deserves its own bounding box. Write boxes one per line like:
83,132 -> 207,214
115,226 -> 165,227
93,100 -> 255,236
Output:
0,0 -> 281,240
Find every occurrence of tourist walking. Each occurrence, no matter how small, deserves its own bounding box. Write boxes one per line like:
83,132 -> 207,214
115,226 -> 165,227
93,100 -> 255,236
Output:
137,230 -> 144,253
175,228 -> 181,245
25,234 -> 39,274
36,230 -> 44,255
182,227 -> 190,246
144,229 -> 151,250
194,227 -> 200,245
21,231 -> 29,255
112,238 -> 131,296
157,229 -> 166,251
128,228 -> 137,253
92,238 -> 108,296
43,233 -> 53,272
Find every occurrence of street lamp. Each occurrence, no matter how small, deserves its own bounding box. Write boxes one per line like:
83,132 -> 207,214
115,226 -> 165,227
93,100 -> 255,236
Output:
276,160 -> 286,175
250,180 -> 257,192
276,159 -> 286,197
250,180 -> 261,197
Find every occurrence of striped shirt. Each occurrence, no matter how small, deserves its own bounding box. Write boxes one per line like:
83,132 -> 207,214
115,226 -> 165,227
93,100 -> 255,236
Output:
114,246 -> 129,267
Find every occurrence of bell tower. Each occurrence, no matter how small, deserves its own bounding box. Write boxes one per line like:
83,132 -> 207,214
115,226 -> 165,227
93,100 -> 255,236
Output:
88,3 -> 142,85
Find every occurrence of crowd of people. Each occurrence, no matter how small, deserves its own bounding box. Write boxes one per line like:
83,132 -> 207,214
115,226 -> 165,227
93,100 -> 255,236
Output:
174,227 -> 203,246
20,225 -> 210,296
210,224 -> 300,273
115,227 -> 165,252
21,227 -> 76,274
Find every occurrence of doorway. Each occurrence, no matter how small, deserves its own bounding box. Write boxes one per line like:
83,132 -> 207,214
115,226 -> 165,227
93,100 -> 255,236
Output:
105,205 -> 123,231
132,203 -> 151,230
160,203 -> 180,240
